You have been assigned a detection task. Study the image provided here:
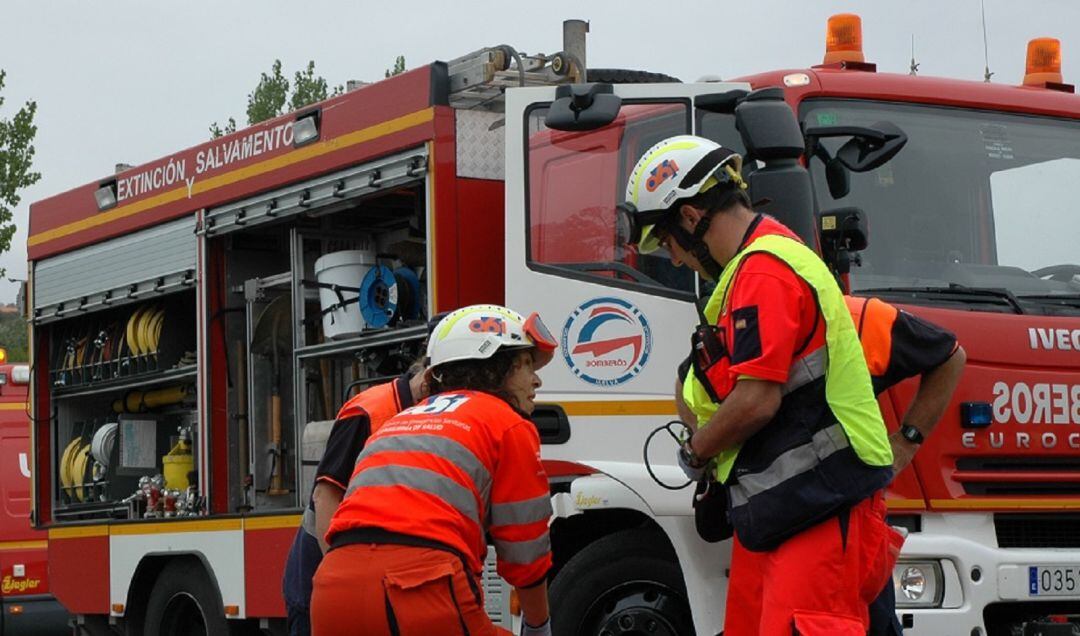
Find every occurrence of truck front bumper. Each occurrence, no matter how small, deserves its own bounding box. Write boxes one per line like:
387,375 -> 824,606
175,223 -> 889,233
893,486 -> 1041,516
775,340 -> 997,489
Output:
896,513 -> 1080,636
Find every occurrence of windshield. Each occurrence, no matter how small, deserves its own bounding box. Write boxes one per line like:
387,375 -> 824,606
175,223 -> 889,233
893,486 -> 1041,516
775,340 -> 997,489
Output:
526,101 -> 695,297
803,100 -> 1080,312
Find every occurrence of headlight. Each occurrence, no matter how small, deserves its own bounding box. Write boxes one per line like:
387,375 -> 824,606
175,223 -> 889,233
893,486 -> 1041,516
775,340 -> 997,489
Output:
893,561 -> 944,608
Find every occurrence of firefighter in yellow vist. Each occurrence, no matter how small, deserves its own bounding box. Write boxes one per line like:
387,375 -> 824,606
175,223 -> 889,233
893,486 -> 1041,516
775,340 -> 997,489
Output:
621,135 -> 897,635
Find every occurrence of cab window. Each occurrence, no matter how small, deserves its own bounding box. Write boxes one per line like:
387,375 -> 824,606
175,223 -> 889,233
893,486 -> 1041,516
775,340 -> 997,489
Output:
525,101 -> 695,297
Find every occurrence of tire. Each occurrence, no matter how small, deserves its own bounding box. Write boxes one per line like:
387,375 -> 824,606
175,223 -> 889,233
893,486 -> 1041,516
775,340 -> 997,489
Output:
585,69 -> 682,84
549,528 -> 695,636
143,559 -> 229,636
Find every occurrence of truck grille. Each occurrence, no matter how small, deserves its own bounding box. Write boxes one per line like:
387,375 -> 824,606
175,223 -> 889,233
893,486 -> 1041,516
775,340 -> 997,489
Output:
954,457 -> 1080,496
995,514 -> 1080,548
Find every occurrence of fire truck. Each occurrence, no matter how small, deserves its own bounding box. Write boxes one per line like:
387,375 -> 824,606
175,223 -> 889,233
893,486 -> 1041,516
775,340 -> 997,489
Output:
26,15 -> 1080,636
0,357 -> 69,635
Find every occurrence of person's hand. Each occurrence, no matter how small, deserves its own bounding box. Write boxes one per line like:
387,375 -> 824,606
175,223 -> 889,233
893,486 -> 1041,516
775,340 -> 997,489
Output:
889,431 -> 919,473
677,439 -> 708,482
520,617 -> 552,636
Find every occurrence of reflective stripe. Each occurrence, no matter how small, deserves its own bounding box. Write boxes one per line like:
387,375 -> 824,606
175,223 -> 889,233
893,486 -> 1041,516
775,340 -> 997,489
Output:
358,434 -> 492,502
301,506 -> 317,537
729,423 -> 851,507
783,347 -> 827,395
493,532 -> 551,565
490,494 -> 552,527
345,465 -> 481,527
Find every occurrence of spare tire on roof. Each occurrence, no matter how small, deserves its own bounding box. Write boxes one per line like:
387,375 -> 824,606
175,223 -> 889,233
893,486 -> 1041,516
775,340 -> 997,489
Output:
586,68 -> 682,83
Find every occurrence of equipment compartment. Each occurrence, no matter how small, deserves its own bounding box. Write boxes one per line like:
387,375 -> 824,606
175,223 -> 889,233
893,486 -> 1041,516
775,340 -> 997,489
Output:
211,155 -> 432,514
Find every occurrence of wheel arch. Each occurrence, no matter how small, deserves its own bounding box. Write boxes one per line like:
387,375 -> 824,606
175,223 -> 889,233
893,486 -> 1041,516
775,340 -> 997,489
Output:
123,552 -> 224,632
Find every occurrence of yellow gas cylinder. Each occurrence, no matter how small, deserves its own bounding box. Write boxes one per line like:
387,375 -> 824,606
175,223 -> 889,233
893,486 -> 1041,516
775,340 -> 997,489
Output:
162,437 -> 193,491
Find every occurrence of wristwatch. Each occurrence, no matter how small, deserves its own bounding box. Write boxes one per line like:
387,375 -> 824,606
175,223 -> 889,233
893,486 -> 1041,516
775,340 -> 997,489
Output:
899,424 -> 925,445
679,439 -> 709,469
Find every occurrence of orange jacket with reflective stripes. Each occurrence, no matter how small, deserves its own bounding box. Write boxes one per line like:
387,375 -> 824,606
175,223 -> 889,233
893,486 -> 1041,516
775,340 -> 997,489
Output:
337,377 -> 408,432
326,390 -> 553,588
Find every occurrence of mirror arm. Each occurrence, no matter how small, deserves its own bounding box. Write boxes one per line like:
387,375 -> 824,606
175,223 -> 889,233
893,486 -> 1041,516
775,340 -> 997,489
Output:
804,124 -> 889,144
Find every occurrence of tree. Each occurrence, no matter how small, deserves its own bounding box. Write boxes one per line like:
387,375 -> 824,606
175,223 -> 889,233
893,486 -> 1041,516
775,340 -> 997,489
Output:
0,309 -> 27,362
246,59 -> 291,126
385,55 -> 406,78
211,60 -> 342,138
0,70 -> 40,275
291,61 -> 344,113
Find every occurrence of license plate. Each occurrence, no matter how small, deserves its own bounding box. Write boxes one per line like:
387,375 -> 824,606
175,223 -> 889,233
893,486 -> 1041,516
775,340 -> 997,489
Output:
1029,566 -> 1080,596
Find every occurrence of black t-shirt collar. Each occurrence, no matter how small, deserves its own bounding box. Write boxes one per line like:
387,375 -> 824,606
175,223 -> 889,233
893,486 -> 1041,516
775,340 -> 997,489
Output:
735,213 -> 765,255
394,374 -> 417,410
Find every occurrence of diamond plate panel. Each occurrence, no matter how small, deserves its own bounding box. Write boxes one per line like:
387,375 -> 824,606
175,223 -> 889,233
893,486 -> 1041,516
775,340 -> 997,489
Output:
456,110 -> 505,180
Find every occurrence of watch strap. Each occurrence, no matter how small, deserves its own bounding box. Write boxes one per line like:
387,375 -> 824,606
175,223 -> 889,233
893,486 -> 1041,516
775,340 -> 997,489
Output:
900,424 -> 924,445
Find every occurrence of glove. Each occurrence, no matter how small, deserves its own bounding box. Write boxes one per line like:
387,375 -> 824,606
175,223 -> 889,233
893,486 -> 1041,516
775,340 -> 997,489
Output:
677,440 -> 708,482
520,617 -> 552,636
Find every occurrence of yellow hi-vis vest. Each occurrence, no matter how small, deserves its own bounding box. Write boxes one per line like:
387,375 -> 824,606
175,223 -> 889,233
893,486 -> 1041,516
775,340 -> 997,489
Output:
682,233 -> 893,482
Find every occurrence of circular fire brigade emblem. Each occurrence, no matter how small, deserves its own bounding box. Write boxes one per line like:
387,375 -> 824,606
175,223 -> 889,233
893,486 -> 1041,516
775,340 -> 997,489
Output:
562,297 -> 652,386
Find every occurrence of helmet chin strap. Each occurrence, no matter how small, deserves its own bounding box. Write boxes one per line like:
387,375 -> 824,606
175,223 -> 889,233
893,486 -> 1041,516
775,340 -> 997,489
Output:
669,219 -> 722,280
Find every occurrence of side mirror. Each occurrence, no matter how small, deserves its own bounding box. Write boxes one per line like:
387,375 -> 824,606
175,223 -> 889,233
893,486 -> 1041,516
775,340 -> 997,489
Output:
544,83 -> 622,131
837,121 -> 906,172
695,90 -> 750,115
825,155 -> 850,199
818,207 -> 868,251
804,121 -> 907,173
817,207 -> 868,277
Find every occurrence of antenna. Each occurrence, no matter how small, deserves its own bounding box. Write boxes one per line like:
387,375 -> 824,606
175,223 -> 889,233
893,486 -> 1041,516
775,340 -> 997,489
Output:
981,0 -> 994,82
910,34 -> 920,76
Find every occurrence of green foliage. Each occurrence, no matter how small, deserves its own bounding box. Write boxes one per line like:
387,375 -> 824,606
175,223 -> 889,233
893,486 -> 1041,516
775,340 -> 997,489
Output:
211,60 -> 345,139
247,59 -> 290,126
290,61 -> 344,112
0,310 -> 28,362
385,55 -> 406,78
209,117 -> 237,139
0,70 -> 40,275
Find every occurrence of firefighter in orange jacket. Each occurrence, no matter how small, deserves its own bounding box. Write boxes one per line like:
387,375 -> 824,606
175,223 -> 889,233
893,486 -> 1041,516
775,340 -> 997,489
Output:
310,305 -> 558,636
282,367 -> 428,635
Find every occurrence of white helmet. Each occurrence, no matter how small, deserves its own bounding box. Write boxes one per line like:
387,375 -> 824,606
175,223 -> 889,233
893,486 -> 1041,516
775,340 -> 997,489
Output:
624,135 -> 744,253
426,305 -> 556,370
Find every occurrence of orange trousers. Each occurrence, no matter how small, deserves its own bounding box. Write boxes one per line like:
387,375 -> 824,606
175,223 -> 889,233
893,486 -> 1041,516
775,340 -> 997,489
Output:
311,543 -> 512,636
723,491 -> 903,636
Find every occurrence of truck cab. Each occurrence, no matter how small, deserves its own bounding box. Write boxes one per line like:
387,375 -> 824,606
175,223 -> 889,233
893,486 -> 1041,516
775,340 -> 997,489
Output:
0,360 -> 69,634
502,19 -> 1080,636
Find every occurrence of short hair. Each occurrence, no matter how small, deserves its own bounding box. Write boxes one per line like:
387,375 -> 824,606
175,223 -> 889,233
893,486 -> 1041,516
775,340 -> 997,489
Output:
682,182 -> 750,215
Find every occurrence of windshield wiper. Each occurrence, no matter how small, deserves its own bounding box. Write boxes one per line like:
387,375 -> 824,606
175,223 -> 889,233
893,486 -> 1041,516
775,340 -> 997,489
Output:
858,283 -> 1025,314
1016,293 -> 1080,308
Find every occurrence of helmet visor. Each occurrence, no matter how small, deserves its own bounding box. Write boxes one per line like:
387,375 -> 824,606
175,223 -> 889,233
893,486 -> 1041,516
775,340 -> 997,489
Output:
524,312 -> 557,352
615,202 -> 671,251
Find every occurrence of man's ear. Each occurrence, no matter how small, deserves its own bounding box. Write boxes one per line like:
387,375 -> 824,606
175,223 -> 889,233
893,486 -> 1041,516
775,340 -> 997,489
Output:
678,203 -> 702,229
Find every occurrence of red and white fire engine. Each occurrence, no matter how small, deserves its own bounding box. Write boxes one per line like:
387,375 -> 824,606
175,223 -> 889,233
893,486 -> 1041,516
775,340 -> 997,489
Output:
27,16 -> 1080,636
0,355 -> 69,635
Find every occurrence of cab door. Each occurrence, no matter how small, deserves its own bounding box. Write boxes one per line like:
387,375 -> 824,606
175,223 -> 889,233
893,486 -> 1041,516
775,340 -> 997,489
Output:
503,83 -> 749,467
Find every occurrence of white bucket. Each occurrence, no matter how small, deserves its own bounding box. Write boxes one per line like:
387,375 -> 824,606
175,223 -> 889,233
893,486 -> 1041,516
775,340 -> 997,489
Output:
314,248 -> 376,340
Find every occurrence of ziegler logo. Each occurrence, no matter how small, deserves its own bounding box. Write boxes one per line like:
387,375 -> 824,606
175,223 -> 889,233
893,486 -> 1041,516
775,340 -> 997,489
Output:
1,576 -> 41,594
562,297 -> 652,386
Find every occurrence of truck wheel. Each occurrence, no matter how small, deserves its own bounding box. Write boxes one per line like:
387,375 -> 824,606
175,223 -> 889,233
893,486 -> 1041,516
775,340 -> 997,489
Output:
143,559 -> 229,636
549,528 -> 694,636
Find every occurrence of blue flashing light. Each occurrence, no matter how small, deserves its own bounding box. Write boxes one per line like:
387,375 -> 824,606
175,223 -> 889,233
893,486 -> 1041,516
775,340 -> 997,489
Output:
960,402 -> 993,428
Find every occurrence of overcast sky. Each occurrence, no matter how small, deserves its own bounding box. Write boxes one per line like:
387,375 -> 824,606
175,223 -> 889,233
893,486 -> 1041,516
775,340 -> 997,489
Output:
2,0 -> 1078,304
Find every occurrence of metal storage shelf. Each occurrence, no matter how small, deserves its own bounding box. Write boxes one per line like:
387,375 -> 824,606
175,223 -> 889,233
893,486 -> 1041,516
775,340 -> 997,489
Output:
295,324 -> 428,361
52,365 -> 197,399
